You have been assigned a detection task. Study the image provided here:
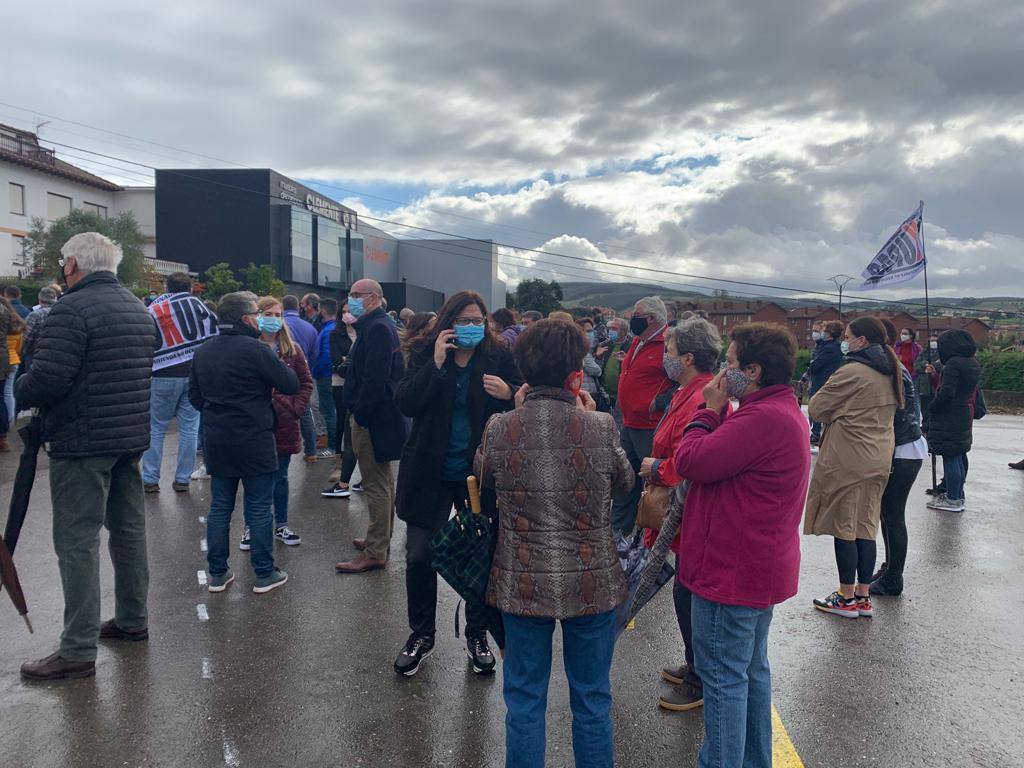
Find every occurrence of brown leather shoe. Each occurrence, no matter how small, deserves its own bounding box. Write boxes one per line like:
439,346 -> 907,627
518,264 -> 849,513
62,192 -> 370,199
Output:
99,619 -> 149,642
172,481 -> 190,493
352,538 -> 367,551
0,436 -> 10,453
21,651 -> 95,681
658,681 -> 704,712
335,553 -> 386,573
661,663 -> 693,686
144,483 -> 160,494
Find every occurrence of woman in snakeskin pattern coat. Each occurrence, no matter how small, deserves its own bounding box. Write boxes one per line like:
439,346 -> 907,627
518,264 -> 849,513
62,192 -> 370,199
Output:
475,318 -> 634,768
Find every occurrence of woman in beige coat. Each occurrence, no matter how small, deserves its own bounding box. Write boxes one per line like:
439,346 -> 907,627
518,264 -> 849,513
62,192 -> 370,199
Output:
805,317 -> 903,620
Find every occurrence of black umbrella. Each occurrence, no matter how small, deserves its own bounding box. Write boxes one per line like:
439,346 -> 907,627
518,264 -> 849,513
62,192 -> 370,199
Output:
614,480 -> 690,637
4,415 -> 43,555
0,534 -> 32,632
431,476 -> 505,649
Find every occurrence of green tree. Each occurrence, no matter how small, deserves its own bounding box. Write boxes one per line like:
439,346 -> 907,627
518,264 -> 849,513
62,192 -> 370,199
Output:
23,209 -> 148,288
203,262 -> 241,300
509,278 -> 563,316
242,262 -> 285,298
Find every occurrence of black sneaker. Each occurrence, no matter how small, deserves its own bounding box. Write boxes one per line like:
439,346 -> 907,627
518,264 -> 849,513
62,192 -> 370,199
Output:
275,526 -> 301,546
239,527 -> 251,551
466,633 -> 496,675
320,483 -> 351,498
925,483 -> 946,497
351,482 -> 364,493
869,575 -> 904,596
870,562 -> 888,583
395,634 -> 434,677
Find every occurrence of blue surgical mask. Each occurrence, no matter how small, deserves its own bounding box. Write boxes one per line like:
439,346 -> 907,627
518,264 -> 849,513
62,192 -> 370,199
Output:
454,324 -> 485,348
348,297 -> 366,318
586,330 -> 595,345
840,340 -> 850,355
608,330 -> 620,342
257,316 -> 283,334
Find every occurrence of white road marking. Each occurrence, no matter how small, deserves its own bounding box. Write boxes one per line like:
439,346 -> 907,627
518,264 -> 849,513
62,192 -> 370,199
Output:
197,570 -> 208,586
201,658 -> 213,679
196,604 -> 209,621
223,738 -> 240,767
199,516 -> 206,524
200,537 -> 208,552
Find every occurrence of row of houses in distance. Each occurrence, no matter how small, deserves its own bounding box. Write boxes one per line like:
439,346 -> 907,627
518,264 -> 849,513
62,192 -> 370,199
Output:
671,299 -> 992,348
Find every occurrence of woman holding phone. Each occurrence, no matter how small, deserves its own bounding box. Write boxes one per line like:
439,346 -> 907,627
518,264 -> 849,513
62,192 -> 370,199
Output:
392,290 -> 523,678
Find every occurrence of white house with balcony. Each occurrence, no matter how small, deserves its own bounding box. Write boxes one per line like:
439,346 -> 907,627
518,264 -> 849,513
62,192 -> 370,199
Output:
1,123 -> 187,278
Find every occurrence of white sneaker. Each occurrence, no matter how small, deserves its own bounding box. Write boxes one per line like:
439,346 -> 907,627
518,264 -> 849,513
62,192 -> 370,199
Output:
191,463 -> 209,480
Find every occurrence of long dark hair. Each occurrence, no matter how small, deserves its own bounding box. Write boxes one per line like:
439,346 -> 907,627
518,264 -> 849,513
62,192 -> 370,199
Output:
848,317 -> 904,408
0,296 -> 26,335
407,290 -> 497,360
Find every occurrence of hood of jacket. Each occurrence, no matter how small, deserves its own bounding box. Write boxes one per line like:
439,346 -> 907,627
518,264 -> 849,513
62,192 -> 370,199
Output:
937,329 -> 976,363
844,342 -> 894,377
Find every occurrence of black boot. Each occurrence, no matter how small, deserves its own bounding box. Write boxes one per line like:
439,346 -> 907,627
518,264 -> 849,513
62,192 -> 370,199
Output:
870,562 -> 888,583
869,574 -> 904,596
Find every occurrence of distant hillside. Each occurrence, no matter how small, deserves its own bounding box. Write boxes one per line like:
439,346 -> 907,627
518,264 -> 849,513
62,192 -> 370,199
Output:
557,281 -> 1024,316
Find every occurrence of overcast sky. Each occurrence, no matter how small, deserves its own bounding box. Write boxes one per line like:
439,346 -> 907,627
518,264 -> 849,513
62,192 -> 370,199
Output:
4,0 -> 1024,300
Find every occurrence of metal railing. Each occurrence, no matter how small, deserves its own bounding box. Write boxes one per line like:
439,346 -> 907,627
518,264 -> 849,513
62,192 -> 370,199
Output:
0,133 -> 56,165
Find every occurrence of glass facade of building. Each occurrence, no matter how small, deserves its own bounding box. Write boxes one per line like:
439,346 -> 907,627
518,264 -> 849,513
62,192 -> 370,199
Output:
291,207 -> 313,284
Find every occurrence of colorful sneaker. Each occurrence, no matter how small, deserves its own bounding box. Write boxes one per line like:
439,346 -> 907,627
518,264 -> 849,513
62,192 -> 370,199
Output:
855,595 -> 874,617
275,526 -> 301,546
239,528 -> 251,551
813,591 -> 859,618
926,494 -> 965,513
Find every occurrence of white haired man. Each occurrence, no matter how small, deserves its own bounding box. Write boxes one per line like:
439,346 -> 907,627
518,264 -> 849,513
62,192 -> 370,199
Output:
611,296 -> 674,533
17,233 -> 157,680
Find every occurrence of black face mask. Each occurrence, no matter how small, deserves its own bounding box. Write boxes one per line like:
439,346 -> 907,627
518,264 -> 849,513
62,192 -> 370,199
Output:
238,319 -> 262,339
629,316 -> 649,336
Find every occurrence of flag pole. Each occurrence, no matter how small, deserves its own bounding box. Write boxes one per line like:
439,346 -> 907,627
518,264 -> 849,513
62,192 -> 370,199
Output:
919,200 -> 938,491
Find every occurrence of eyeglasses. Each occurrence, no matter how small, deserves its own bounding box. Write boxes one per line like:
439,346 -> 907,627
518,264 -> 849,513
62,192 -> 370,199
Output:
348,291 -> 379,300
453,316 -> 486,327
57,257 -> 68,268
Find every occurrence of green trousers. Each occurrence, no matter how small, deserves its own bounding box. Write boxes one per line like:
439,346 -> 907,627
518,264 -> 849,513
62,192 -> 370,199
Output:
50,453 -> 149,662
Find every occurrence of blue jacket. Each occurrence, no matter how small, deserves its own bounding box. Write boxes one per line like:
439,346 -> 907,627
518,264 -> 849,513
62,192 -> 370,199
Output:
807,338 -> 844,395
284,310 -> 318,369
312,319 -> 336,379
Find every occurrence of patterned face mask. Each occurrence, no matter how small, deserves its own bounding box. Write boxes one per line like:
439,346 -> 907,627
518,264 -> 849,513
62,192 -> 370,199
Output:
663,353 -> 685,382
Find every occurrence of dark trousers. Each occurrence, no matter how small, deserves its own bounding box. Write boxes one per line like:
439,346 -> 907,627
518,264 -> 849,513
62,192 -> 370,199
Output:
879,458 -> 923,579
672,554 -> 701,688
405,480 -> 486,637
50,453 -> 149,662
272,453 -> 292,528
332,385 -> 357,481
208,472 -> 276,578
834,538 -> 876,585
611,426 -> 654,534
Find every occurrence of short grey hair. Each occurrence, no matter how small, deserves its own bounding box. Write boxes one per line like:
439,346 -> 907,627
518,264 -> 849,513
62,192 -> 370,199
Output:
667,317 -> 722,373
38,287 -> 59,305
608,317 -> 629,334
61,232 -> 123,274
634,295 -> 668,324
218,291 -> 258,325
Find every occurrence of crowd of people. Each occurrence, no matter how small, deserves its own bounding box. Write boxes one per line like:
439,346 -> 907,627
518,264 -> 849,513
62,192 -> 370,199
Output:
5,230 -> 1018,768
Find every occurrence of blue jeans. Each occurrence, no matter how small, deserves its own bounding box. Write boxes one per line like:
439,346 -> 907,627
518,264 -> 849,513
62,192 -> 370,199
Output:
692,594 -> 774,768
942,454 -> 966,501
4,363 -> 16,430
315,378 -> 336,448
503,610 -> 615,768
207,473 -> 276,578
142,377 -> 200,484
272,454 -> 291,527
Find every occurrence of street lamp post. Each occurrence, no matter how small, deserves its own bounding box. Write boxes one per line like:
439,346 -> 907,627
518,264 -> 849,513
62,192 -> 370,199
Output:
828,274 -> 855,320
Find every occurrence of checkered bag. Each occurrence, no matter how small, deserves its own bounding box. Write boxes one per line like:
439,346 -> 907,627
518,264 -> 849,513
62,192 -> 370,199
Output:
431,490 -> 505,648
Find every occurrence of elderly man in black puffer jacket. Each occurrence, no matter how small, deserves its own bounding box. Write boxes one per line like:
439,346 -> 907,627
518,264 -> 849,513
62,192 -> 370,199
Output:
16,232 -> 157,681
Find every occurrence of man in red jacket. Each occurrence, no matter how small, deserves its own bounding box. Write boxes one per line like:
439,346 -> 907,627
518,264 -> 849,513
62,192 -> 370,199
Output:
611,296 -> 675,533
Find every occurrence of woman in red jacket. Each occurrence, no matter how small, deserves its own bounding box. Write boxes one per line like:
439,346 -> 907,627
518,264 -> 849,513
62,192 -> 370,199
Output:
674,322 -> 810,768
637,317 -> 723,714
240,297 -> 313,550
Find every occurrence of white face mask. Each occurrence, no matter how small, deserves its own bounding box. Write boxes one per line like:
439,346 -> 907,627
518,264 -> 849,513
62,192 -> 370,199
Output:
811,331 -> 822,341
930,341 -> 938,350
900,334 -> 911,342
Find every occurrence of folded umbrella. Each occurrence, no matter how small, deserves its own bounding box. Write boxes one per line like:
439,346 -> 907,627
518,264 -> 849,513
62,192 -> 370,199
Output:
614,480 -> 690,637
431,476 -> 505,649
0,534 -> 32,633
4,415 -> 43,555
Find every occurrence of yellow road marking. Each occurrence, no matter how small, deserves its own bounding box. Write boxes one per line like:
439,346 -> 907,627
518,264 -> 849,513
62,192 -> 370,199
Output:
772,705 -> 805,767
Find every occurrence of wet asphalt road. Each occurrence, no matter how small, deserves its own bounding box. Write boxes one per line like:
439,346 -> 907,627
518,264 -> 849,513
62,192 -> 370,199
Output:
1,415 -> 1022,768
